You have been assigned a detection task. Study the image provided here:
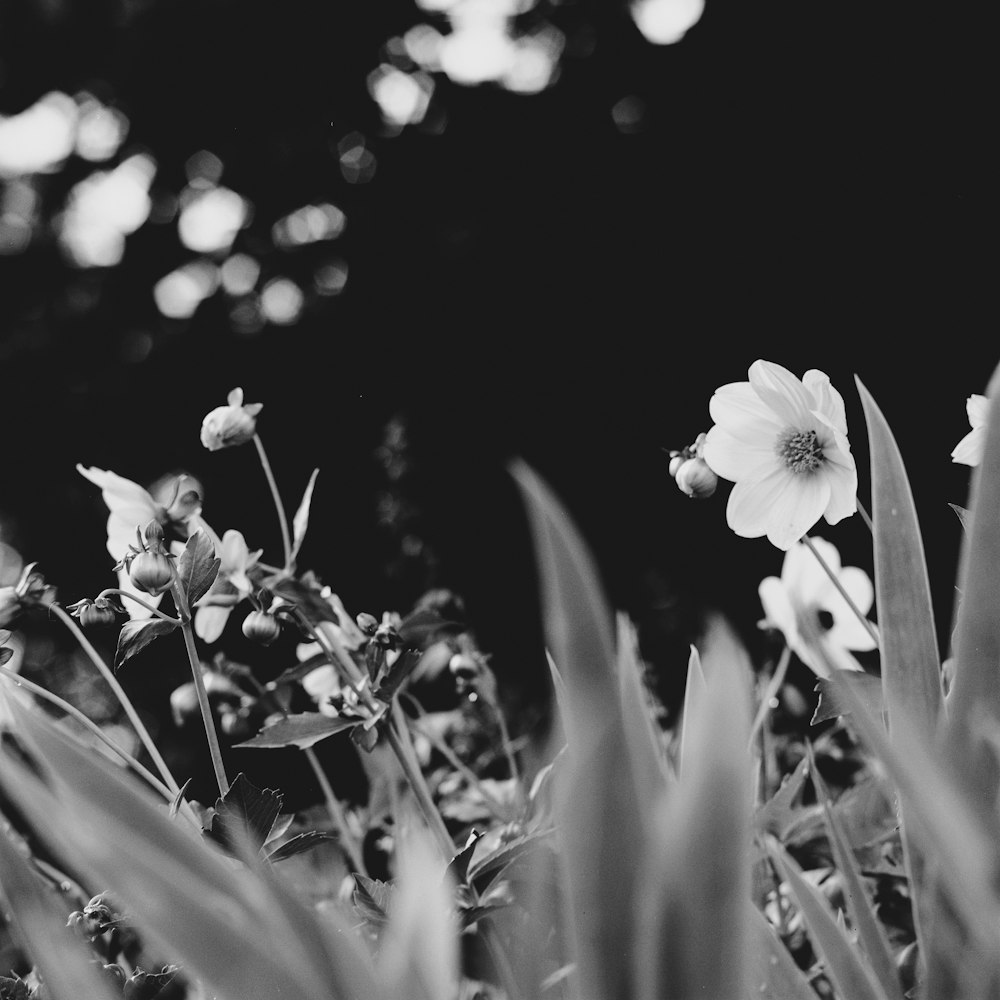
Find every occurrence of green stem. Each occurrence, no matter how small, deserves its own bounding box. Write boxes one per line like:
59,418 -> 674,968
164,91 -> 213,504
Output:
253,433 -> 292,571
0,666 -> 172,799
96,589 -> 180,624
803,535 -> 880,646
858,500 -> 874,534
747,645 -> 792,749
492,699 -> 521,789
51,604 -> 185,801
171,581 -> 230,798
303,747 -> 367,876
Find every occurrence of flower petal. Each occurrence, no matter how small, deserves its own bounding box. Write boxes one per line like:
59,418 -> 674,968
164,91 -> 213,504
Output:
748,360 -> 815,427
702,426 -> 778,483
220,530 -> 249,572
952,427 -> 985,467
821,459 -> 859,525
764,473 -> 831,551
784,537 -> 841,606
967,393 -> 989,428
803,370 -> 848,435
758,575 -> 798,645
194,604 -> 232,643
709,381 -> 785,439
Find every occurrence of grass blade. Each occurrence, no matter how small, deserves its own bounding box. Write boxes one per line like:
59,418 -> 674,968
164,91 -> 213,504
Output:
746,904 -> 817,1000
510,459 -> 649,1000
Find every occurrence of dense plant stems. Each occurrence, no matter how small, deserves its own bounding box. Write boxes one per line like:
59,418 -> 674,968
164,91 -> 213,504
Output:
253,433 -> 292,571
0,665 -> 172,799
171,580 -> 230,798
51,603 -> 185,801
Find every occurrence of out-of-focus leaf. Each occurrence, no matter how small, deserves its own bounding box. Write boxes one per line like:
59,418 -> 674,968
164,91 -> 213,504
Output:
468,827 -> 554,892
123,965 -> 178,1000
510,460 -> 649,1000
232,712 -> 355,750
676,644 -> 706,780
811,671 -> 885,725
446,830 -> 483,886
746,904 -> 817,1000
267,652 -> 329,688
855,378 -> 943,736
265,831 -> 336,863
373,648 -> 421,702
176,529 -> 221,608
0,823 -> 119,1000
808,745 -> 904,1000
768,838 -> 888,1000
755,755 -> 810,839
397,608 -> 464,647
378,829 -> 459,1000
289,468 -> 320,568
616,613 -> 669,790
0,701 -> 382,1000
209,772 -> 283,855
114,618 -> 178,670
633,627 -> 752,1000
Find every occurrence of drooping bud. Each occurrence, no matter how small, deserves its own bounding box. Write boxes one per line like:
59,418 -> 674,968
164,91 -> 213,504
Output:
242,610 -> 281,646
129,551 -> 174,595
81,602 -> 118,628
674,457 -> 718,499
200,387 -> 262,451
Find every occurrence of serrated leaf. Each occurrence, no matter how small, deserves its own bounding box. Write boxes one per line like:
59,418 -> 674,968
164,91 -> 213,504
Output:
811,671 -> 885,725
768,837 -> 889,1000
265,831 -> 336,863
177,529 -> 221,608
210,773 -> 283,855
233,712 -> 356,750
353,875 -> 394,924
808,745 -> 904,1000
289,468 -> 320,569
114,618 -> 179,670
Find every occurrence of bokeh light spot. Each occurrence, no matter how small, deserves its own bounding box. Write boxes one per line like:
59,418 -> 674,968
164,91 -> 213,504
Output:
260,277 -> 304,325
631,0 -> 705,45
153,259 -> 220,319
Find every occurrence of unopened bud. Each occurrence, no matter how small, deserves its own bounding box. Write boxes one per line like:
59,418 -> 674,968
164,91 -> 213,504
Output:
200,387 -> 262,451
674,457 -> 718,499
143,519 -> 165,545
129,551 -> 174,595
80,602 -> 118,628
667,454 -> 685,478
356,612 -> 379,635
242,610 -> 281,646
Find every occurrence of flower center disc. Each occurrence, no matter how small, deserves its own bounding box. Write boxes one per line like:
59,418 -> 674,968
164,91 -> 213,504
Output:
777,429 -> 824,474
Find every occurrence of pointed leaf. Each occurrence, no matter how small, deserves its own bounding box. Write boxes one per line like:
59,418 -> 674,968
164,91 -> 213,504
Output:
210,773 -> 283,855
811,671 -> 885,725
746,904 -> 817,1000
353,875 -> 394,925
676,643 -> 707,779
446,830 -> 483,886
809,745 -> 904,1000
233,712 -> 356,750
510,459 -> 648,1000
289,468 -> 320,567
265,831 -> 336,863
177,529 -> 221,608
756,755 -> 811,838
768,838 -> 888,1000
948,503 -> 970,534
856,378 -> 943,737
468,827 -> 554,892
114,618 -> 179,670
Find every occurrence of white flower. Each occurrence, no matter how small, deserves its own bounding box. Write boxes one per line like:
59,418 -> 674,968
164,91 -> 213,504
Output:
951,394 -> 989,467
193,530 -> 261,643
200,387 -> 262,451
758,536 -> 876,677
702,360 -> 858,550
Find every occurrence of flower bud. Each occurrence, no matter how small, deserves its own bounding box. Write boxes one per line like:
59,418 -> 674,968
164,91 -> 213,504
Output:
674,457 -> 718,499
129,551 -> 174,595
143,519 -> 165,545
667,454 -> 685,478
356,612 -> 379,635
80,603 -> 118,628
200,387 -> 262,451
242,610 -> 281,646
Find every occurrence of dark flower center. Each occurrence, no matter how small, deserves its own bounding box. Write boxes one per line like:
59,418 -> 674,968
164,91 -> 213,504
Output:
776,429 -> 824,474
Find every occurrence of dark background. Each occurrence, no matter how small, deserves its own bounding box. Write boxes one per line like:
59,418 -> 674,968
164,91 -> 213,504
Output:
0,0 -> 993,802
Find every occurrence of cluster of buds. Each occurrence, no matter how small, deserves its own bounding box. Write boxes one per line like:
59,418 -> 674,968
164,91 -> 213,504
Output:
66,595 -> 124,628
0,563 -> 56,628
115,521 -> 175,596
666,432 -> 718,499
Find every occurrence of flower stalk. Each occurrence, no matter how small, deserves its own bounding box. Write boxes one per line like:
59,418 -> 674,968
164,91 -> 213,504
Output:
96,588 -> 180,624
802,536 -> 880,647
171,580 -> 230,798
253,433 -> 292,572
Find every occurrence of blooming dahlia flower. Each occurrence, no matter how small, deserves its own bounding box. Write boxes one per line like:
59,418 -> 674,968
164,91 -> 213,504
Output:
758,536 -> 876,677
702,360 -> 858,550
951,393 -> 989,467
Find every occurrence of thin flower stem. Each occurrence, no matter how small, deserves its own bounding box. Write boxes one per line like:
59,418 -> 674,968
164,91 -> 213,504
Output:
492,699 -> 521,788
253,433 -> 292,571
96,589 -> 180,624
384,712 -> 454,860
858,500 -> 874,534
171,581 -> 230,798
0,665 -> 172,799
303,747 -> 368,876
803,535 -> 880,646
51,604 -> 185,801
748,645 -> 793,749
